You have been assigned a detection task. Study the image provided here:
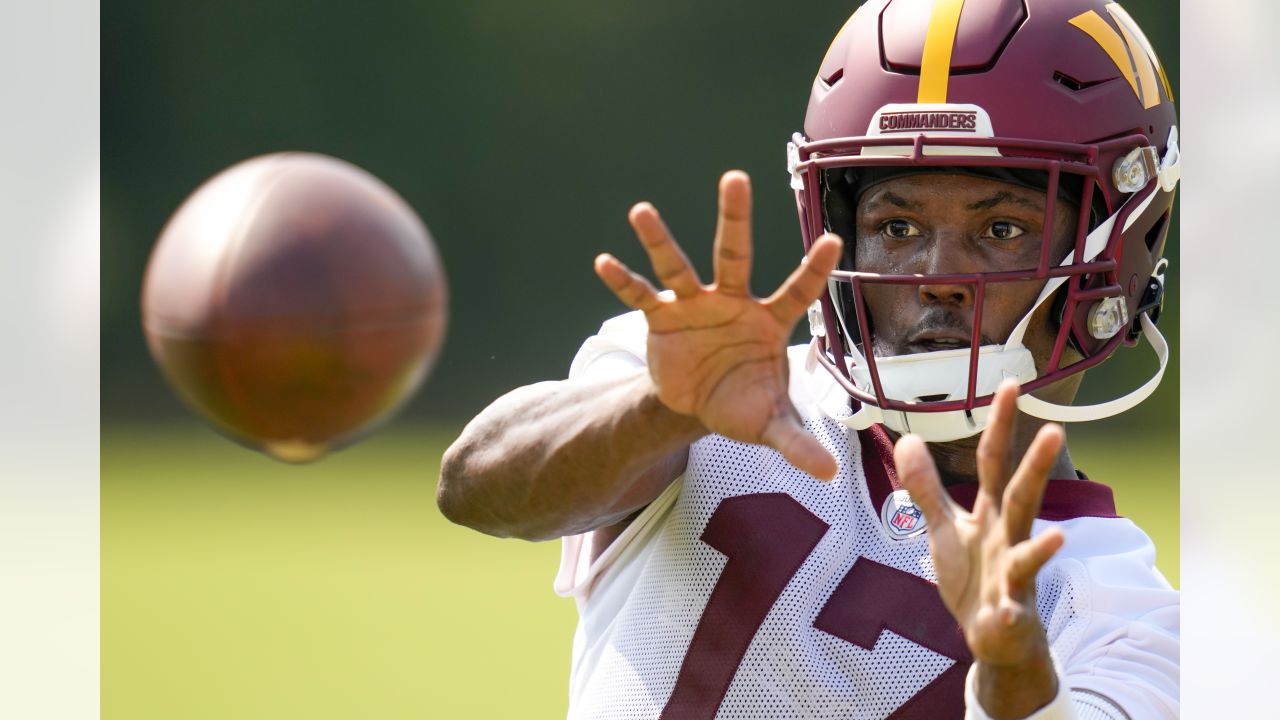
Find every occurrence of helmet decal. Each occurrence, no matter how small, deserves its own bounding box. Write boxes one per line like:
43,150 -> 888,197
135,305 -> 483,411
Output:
867,104 -> 993,137
918,0 -> 968,103
1069,6 -> 1170,109
1105,3 -> 1174,101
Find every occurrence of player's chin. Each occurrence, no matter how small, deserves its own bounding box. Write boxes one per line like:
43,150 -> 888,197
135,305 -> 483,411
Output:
867,337 -> 907,358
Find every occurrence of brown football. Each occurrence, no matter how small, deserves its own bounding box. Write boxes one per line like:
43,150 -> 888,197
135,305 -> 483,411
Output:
141,152 -> 447,463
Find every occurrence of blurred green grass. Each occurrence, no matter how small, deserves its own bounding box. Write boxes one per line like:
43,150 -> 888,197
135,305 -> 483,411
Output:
103,424 -> 1177,719
103,424 -> 576,719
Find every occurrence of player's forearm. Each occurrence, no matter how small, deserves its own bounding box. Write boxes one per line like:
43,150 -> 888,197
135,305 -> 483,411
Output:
437,368 -> 705,541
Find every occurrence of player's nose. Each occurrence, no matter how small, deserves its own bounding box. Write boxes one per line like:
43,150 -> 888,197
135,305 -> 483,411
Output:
915,232 -> 976,307
917,281 -> 973,307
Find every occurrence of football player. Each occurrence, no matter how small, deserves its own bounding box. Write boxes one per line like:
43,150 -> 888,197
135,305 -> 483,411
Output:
438,0 -> 1179,717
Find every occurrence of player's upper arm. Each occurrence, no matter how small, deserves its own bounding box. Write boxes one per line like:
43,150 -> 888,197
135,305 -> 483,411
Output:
562,310 -> 688,566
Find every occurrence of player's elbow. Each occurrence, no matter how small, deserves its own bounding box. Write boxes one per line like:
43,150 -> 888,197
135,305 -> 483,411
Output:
436,438 -> 539,539
437,440 -> 494,533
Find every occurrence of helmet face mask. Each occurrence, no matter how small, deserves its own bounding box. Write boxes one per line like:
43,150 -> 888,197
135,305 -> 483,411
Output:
791,0 -> 1178,441
847,172 -> 1082,362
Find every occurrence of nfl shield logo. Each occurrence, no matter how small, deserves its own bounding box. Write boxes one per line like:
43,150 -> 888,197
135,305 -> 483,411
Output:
891,505 -> 921,531
881,489 -> 928,539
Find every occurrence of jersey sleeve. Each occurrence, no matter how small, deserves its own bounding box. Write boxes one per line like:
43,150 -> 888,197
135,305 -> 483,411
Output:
1027,516 -> 1179,719
554,311 -> 652,602
567,310 -> 649,381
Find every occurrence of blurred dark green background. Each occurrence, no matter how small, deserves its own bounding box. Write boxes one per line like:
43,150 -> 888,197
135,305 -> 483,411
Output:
103,1 -> 1179,718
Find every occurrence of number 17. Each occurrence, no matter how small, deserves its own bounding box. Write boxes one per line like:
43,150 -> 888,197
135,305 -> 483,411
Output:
660,493 -> 971,720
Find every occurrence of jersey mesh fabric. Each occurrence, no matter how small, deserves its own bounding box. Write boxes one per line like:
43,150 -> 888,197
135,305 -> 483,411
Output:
570,424 -> 956,719
1037,561 -> 1091,669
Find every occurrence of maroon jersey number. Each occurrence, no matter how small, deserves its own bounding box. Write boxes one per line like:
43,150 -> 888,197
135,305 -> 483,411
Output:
661,493 -> 829,719
662,493 -> 970,720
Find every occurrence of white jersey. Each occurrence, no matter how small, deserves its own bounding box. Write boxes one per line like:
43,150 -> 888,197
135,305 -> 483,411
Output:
555,312 -> 1178,720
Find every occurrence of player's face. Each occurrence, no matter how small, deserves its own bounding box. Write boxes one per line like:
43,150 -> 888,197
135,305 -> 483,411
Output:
853,174 -> 1079,370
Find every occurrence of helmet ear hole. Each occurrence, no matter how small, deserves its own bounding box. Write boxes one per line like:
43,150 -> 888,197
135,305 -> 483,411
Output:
1144,210 -> 1170,253
821,169 -> 866,348
821,168 -> 858,246
829,279 -> 863,347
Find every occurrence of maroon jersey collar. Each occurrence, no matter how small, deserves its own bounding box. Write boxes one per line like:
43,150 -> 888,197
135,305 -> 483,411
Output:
857,425 -> 1118,521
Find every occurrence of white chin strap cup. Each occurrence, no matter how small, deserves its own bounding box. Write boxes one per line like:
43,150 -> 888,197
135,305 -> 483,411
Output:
838,343 -> 1038,442
812,314 -> 1168,442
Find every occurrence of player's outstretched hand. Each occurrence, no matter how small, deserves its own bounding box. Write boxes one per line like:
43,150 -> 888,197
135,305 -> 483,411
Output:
594,170 -> 843,480
893,380 -> 1065,715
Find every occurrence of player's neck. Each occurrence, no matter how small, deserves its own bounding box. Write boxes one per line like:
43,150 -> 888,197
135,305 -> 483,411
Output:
886,419 -> 1077,487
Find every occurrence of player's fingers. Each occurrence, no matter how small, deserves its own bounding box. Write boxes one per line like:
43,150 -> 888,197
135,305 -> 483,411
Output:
1005,527 -> 1064,596
893,434 -> 959,527
713,170 -> 753,297
594,253 -> 662,312
628,202 -> 702,298
974,379 -> 1019,519
765,233 -> 843,324
1003,423 -> 1065,543
761,413 -> 838,481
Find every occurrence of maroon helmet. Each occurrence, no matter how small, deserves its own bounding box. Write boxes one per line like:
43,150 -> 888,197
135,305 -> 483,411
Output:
789,0 -> 1178,440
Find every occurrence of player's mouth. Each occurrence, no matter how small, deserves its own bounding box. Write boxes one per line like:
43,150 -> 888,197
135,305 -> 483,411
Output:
904,330 -> 973,355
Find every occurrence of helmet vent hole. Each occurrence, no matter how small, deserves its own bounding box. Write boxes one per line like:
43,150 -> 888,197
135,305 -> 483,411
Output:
916,394 -> 948,403
822,67 -> 844,87
1052,71 -> 1109,92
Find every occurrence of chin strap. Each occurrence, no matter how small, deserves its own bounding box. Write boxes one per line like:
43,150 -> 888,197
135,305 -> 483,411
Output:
1016,310 -> 1168,423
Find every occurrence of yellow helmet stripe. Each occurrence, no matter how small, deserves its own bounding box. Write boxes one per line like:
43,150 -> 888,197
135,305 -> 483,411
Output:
1155,55 -> 1173,102
1106,5 -> 1158,108
1068,10 -> 1142,103
1152,47 -> 1174,103
1106,2 -> 1174,102
918,0 -> 967,104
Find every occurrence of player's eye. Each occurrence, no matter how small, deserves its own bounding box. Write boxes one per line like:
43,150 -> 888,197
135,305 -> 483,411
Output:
984,221 -> 1025,241
881,219 -> 921,239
